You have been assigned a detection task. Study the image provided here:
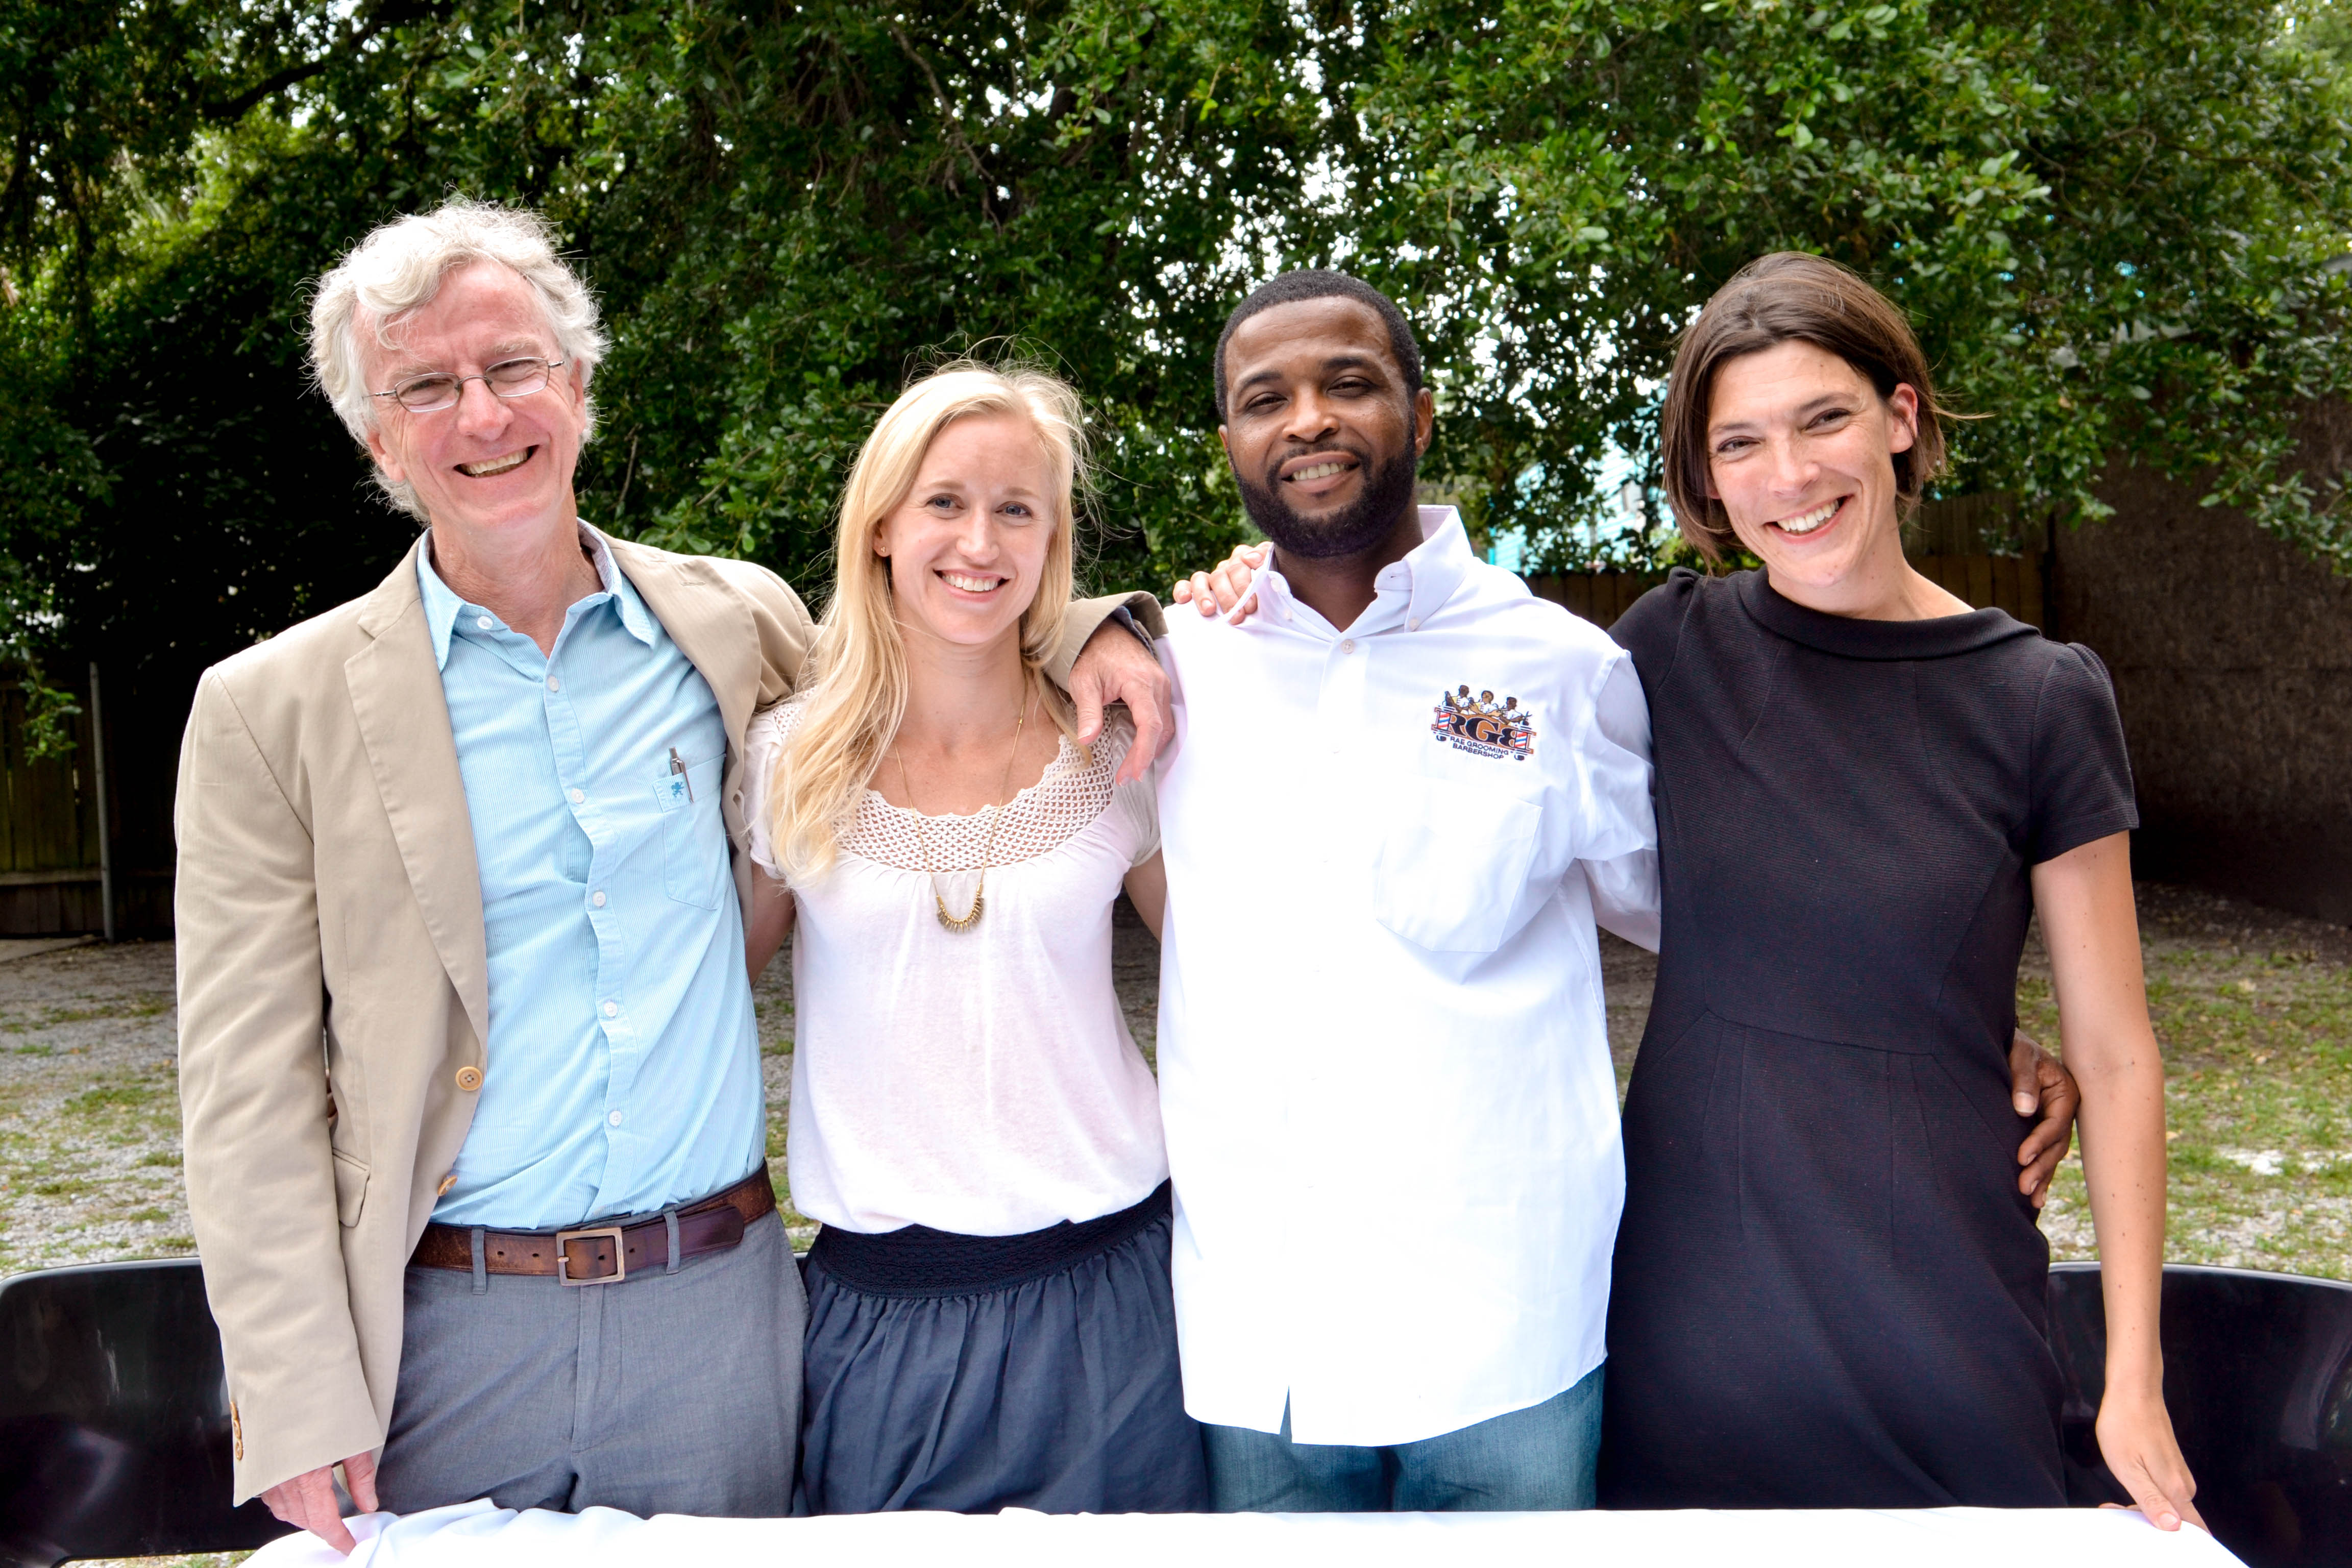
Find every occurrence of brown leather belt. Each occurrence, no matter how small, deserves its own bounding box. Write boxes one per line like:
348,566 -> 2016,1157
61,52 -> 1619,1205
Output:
410,1167 -> 777,1285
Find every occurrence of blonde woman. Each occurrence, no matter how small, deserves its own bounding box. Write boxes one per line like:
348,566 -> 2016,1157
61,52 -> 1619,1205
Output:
739,364 -> 1200,1515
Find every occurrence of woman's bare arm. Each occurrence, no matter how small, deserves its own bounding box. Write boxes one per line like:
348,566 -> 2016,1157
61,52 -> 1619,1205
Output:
2033,831 -> 2200,1531
744,873 -> 795,986
1123,851 -> 1167,941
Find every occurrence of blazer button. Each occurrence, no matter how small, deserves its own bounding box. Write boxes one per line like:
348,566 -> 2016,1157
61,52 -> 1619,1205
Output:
436,1172 -> 458,1196
454,1066 -> 483,1092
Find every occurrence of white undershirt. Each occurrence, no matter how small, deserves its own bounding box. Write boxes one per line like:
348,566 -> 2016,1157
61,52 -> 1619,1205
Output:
743,699 -> 1167,1236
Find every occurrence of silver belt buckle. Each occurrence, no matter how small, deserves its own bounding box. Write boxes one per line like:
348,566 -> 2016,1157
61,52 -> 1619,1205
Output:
554,1225 -> 626,1285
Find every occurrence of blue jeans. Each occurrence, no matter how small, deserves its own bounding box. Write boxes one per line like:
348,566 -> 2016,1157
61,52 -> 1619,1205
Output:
1201,1365 -> 1604,1512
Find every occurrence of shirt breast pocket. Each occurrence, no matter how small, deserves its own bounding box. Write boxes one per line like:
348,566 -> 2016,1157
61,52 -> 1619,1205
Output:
653,751 -> 728,910
1370,774 -> 1542,954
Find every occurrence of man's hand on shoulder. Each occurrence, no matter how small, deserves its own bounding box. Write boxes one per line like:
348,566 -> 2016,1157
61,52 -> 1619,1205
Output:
1171,543 -> 1268,624
1069,614 -> 1173,785
264,1450 -> 379,1556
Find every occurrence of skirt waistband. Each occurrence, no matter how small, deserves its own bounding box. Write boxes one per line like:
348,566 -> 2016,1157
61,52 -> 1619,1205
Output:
808,1181 -> 1171,1297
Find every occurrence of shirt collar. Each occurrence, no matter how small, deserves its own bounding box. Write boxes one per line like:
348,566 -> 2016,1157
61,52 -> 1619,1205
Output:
415,524 -> 656,669
1254,506 -> 1474,638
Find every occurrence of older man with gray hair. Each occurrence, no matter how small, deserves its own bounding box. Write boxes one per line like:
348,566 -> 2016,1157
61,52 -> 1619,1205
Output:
175,199 -> 1169,1552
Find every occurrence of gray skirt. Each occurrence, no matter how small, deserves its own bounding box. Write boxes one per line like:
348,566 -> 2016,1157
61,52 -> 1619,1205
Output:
798,1182 -> 1207,1514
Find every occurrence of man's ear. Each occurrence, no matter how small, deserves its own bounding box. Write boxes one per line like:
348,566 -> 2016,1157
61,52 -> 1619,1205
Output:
364,422 -> 406,488
1216,424 -> 1233,465
1412,386 -> 1435,456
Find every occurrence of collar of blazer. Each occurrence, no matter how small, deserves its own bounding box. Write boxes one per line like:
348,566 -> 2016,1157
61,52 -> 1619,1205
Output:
341,523 -> 764,1055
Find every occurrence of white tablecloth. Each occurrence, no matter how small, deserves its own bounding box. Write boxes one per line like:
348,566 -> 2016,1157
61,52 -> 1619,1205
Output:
249,1499 -> 2245,1567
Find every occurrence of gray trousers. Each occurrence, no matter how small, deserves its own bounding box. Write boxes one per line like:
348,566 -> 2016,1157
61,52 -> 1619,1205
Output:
377,1208 -> 804,1518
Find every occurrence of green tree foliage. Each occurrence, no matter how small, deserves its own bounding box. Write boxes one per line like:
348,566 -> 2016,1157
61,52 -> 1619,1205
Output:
1340,0 -> 2352,565
1,0 -> 2346,688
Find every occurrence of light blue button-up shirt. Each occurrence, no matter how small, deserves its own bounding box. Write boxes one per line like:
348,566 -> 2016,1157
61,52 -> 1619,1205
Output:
420,530 -> 764,1229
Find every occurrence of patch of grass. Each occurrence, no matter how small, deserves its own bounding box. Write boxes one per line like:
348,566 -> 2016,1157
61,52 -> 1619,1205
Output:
2024,916 -> 2352,1281
31,1178 -> 91,1197
34,997 -> 172,1025
119,1206 -> 171,1223
64,1079 -> 162,1115
138,1149 -> 182,1167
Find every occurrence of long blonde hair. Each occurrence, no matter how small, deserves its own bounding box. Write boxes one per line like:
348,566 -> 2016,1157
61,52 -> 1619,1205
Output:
769,362 -> 1088,881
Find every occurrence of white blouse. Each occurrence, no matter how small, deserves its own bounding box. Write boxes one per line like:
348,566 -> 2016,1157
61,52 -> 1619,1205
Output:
743,699 -> 1167,1236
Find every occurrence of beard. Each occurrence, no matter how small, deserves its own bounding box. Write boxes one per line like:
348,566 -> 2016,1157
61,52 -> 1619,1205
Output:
1234,436 -> 1421,560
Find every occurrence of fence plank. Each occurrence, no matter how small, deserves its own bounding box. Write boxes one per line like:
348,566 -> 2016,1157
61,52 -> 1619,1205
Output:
1525,571 -> 1671,630
1992,554 -> 2020,619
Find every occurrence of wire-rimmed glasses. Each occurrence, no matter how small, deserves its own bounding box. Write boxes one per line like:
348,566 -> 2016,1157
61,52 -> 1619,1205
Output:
371,357 -> 568,413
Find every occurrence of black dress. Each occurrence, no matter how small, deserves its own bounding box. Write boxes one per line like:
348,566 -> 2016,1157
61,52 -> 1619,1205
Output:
1598,568 -> 2139,1509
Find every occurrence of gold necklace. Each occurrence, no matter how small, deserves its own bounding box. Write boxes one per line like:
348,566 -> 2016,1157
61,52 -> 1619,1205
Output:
894,694 -> 1031,933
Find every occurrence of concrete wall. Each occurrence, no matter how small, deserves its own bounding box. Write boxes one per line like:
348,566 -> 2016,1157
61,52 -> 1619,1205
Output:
2052,402 -> 2352,925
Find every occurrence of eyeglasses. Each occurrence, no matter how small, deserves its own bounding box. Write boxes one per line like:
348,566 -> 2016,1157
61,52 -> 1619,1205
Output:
371,356 -> 567,413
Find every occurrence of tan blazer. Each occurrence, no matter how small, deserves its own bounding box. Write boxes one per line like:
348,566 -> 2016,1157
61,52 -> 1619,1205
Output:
175,526 -> 1156,1501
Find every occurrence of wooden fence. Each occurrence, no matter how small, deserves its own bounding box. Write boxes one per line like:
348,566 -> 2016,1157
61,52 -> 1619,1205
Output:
0,495 -> 2051,938
1522,496 -> 2049,629
0,664 -> 180,937
1530,553 -> 2047,631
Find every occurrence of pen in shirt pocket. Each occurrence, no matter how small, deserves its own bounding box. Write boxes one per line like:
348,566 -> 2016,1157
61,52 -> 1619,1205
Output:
669,746 -> 694,801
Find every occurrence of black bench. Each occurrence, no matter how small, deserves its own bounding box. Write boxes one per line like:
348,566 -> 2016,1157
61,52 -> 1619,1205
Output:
2050,1260 -> 2352,1564
1,1257 -> 2346,1565
0,1258 -> 285,1565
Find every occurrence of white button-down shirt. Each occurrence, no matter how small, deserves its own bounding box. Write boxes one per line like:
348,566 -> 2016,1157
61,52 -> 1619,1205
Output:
1154,507 -> 1658,1446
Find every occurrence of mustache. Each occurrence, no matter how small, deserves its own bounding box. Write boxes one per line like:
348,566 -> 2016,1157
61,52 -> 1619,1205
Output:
1234,435 -> 1420,561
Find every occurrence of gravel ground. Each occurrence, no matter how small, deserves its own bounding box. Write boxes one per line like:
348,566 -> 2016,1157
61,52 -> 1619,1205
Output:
8,882 -> 2346,1564
7,883 -> 2346,1276
9,884 -> 2342,1279
0,938 -> 186,1276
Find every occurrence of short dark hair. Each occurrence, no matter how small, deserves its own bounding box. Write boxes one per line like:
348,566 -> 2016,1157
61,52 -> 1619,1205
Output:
1213,269 -> 1425,421
1658,251 -> 1954,564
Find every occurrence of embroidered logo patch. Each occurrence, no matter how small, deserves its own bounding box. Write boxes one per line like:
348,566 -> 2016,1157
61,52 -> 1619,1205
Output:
1432,685 -> 1536,761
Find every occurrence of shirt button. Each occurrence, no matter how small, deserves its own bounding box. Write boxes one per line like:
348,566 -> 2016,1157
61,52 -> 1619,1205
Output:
607,1110 -> 624,1128
591,890 -> 607,908
454,1066 -> 483,1092
475,615 -> 493,631
436,1172 -> 458,1196
547,675 -> 561,692
602,1001 -> 619,1018
1340,639 -> 1356,654
1408,618 -> 1421,632
569,788 -> 586,805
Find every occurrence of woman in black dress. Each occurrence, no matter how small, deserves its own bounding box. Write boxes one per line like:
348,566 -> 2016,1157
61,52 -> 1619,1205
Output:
1598,252 -> 2198,1527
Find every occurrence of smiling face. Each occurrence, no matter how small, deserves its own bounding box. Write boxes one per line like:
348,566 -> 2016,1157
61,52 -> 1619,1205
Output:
1218,297 -> 1433,558
1704,338 -> 1919,596
360,259 -> 585,547
874,411 -> 1058,651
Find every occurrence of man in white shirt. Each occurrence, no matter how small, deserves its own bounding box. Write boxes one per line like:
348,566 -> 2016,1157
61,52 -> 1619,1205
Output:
1152,271 -> 1661,1510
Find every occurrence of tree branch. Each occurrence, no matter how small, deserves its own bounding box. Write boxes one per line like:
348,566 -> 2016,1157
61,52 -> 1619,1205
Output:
203,0 -> 441,124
